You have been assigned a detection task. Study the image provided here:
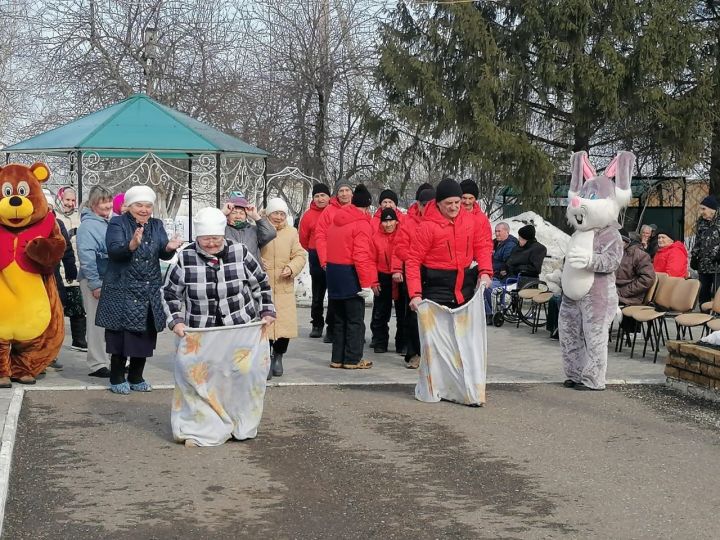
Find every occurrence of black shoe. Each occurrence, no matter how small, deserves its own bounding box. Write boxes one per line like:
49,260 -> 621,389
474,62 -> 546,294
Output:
89,367 -> 111,378
373,346 -> 387,354
71,342 -> 88,352
550,329 -> 559,340
396,346 -> 407,356
309,326 -> 323,338
271,353 -> 284,377
323,332 -> 333,344
563,379 -> 576,388
369,338 -> 378,348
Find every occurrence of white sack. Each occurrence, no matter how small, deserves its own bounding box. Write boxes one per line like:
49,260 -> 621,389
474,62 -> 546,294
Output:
171,321 -> 270,446
415,288 -> 488,406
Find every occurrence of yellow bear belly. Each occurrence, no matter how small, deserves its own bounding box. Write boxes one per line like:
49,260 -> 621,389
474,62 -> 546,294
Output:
0,261 -> 51,341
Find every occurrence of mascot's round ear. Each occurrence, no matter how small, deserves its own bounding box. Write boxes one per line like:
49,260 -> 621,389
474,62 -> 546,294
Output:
30,162 -> 50,183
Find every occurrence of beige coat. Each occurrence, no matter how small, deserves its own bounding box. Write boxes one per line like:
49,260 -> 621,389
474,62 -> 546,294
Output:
261,224 -> 306,340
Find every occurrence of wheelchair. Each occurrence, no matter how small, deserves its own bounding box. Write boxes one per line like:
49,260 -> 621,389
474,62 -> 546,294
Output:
489,274 -> 549,330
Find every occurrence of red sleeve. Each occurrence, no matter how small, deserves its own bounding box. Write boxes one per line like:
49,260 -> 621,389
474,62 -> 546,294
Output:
315,211 -> 332,267
406,223 -> 433,299
298,212 -> 312,250
354,222 -> 378,288
473,213 -> 493,277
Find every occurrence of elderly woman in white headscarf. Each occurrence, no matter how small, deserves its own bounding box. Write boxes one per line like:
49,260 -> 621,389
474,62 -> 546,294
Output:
162,207 -> 276,447
261,198 -> 306,378
95,186 -> 183,394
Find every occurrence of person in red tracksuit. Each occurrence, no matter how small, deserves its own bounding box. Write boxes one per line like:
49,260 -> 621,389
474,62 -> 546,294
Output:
369,208 -> 406,354
298,183 -> 332,338
313,181 -> 353,343
391,186 -> 435,368
370,188 -> 406,229
326,184 -> 378,369
460,179 -> 480,214
407,177 -> 493,314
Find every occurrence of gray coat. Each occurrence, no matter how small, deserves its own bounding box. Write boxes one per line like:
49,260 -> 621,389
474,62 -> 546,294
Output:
95,213 -> 174,333
224,218 -> 276,265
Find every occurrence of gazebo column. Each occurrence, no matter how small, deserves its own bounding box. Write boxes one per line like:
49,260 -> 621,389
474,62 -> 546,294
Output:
215,152 -> 221,209
76,150 -> 83,203
187,156 -> 193,241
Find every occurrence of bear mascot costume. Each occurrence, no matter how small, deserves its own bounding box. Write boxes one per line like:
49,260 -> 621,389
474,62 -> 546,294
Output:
559,150 -> 634,390
0,163 -> 66,386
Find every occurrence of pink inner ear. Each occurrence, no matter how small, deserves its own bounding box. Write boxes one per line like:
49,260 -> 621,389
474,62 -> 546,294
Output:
604,156 -> 619,178
582,153 -> 596,180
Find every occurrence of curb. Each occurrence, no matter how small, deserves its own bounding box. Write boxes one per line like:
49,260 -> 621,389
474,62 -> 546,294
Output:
0,388 -> 24,539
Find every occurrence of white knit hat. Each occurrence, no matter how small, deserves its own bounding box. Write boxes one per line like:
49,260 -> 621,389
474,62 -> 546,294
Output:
124,185 -> 156,207
265,197 -> 289,216
193,207 -> 227,237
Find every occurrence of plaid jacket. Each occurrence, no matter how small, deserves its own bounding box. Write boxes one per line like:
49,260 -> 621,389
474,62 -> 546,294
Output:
162,240 -> 275,329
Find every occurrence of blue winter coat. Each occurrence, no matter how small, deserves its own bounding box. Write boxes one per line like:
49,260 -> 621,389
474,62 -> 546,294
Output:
77,207 -> 109,291
492,235 -> 519,275
95,213 -> 175,333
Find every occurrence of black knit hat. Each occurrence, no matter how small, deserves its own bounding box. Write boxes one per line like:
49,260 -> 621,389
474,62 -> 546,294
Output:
312,183 -> 331,197
352,184 -> 372,208
435,177 -> 463,202
414,182 -> 433,201
378,188 -> 398,206
417,188 -> 435,203
701,195 -> 718,210
657,229 -> 674,241
460,179 -> 479,199
518,224 -> 536,241
380,208 -> 398,222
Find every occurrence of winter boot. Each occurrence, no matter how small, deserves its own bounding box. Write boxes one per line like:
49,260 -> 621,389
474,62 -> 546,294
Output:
323,327 -> 334,344
271,353 -> 284,377
309,326 -> 323,338
70,316 -> 88,351
267,351 -> 274,381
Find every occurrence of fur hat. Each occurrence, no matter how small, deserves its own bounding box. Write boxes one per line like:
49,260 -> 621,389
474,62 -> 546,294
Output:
352,184 -> 372,208
435,177 -> 463,202
378,189 -> 398,206
701,195 -> 718,211
414,182 -> 433,201
417,188 -> 436,204
124,186 -> 156,207
518,224 -> 536,241
193,207 -> 227,237
265,197 -> 289,216
460,179 -> 479,199
312,183 -> 331,197
380,208 -> 398,222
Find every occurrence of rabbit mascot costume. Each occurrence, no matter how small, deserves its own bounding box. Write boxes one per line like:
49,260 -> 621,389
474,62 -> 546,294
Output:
559,150 -> 634,390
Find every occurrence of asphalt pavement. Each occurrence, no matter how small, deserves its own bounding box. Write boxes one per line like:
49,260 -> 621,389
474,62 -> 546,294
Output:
4,384 -> 720,539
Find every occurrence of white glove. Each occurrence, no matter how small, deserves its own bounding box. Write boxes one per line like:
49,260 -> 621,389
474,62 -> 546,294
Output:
357,288 -> 373,298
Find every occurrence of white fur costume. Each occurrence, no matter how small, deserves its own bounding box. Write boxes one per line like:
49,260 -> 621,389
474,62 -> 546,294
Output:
559,151 -> 634,389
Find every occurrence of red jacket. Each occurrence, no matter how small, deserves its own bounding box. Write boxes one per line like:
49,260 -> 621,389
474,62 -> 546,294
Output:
391,212 -> 422,273
314,197 -> 348,267
653,241 -> 688,278
407,202 -> 421,218
372,222 -> 400,274
406,200 -> 493,304
325,205 -> 378,298
370,206 -> 406,230
298,201 -> 326,251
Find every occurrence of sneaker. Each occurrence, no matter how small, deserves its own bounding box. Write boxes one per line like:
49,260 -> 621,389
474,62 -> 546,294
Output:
89,367 -> 111,378
342,359 -> 373,369
329,362 -> 343,369
406,355 -> 420,369
71,342 -> 88,352
309,326 -> 323,338
47,360 -> 64,371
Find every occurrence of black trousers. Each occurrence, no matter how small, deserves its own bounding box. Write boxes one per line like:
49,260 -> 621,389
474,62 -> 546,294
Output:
698,272 -> 718,305
309,250 -> 327,329
110,355 -> 146,385
370,273 -> 407,349
270,338 -> 289,355
330,296 -> 365,365
404,309 -> 421,362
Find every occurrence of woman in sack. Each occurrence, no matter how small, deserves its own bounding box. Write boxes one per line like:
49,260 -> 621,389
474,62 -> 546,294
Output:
76,186 -> 114,378
162,207 -> 276,447
55,186 -> 88,352
95,186 -> 183,394
260,198 -> 307,378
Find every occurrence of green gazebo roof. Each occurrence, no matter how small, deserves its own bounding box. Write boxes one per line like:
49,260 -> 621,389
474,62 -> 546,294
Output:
3,93 -> 268,159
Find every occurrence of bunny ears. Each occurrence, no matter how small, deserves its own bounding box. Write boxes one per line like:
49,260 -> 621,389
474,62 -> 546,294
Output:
570,150 -> 635,208
577,152 -> 626,181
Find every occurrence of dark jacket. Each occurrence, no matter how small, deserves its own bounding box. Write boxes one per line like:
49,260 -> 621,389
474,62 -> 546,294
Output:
616,241 -> 656,305
55,219 -> 77,309
95,213 -> 175,333
691,214 -> 720,274
492,235 -> 519,275
506,239 -> 547,279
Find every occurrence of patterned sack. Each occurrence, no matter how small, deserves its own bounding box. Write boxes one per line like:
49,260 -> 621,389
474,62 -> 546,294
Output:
415,288 -> 488,406
64,285 -> 86,318
171,321 -> 270,446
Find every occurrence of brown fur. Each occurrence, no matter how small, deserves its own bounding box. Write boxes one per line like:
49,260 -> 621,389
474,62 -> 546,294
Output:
0,162 -> 66,378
